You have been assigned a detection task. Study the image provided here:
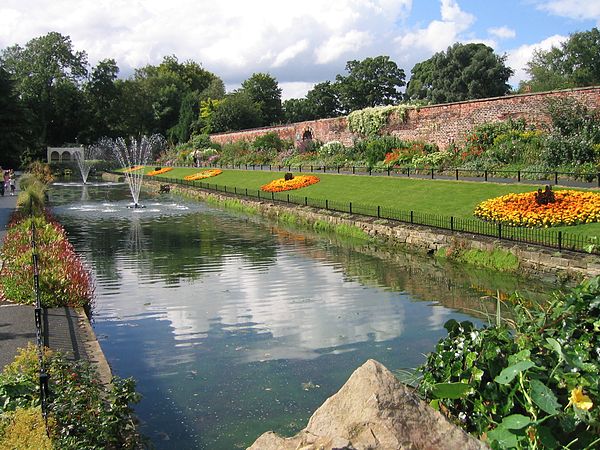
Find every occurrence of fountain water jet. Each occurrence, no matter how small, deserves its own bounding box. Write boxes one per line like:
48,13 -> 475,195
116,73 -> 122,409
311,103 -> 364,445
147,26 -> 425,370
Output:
108,135 -> 165,208
74,146 -> 97,184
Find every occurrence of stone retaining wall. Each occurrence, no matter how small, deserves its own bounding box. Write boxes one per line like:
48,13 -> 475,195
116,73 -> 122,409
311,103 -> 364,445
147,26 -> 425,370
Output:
210,86 -> 600,150
150,181 -> 600,281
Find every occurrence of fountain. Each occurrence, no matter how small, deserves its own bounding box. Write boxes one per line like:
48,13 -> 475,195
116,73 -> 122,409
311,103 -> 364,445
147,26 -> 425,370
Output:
74,146 -> 98,184
108,135 -> 165,208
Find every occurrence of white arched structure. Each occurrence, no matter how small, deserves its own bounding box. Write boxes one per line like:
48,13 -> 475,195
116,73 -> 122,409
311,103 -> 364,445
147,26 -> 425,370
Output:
47,146 -> 83,163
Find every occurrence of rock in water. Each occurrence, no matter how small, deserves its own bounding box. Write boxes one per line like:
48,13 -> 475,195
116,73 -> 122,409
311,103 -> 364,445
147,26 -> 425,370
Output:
247,359 -> 488,450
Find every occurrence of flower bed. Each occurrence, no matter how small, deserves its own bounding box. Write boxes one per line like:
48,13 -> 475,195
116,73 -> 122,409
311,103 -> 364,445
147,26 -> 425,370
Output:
146,167 -> 172,176
261,175 -> 320,192
0,213 -> 94,307
123,165 -> 144,173
474,190 -> 600,227
183,169 -> 222,181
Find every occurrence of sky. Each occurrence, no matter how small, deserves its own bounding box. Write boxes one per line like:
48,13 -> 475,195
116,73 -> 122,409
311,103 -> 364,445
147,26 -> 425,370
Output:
1,0 -> 599,100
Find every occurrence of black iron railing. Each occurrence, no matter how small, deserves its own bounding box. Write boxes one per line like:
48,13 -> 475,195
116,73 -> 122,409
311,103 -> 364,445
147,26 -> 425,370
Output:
30,220 -> 50,435
151,175 -> 599,256
168,163 -> 600,188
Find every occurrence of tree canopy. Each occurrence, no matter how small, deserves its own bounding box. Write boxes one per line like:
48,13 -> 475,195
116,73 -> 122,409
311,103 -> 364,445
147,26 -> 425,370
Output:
523,27 -> 600,92
406,43 -> 513,103
240,73 -> 283,126
335,56 -> 405,112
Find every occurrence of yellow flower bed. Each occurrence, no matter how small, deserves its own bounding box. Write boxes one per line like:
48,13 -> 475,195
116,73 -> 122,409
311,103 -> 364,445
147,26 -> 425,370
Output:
474,190 -> 600,227
123,165 -> 144,173
183,169 -> 222,181
261,175 -> 320,192
147,167 -> 173,176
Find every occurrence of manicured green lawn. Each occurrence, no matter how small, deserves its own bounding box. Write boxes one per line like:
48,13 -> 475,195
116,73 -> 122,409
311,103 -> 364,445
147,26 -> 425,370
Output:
140,166 -> 600,237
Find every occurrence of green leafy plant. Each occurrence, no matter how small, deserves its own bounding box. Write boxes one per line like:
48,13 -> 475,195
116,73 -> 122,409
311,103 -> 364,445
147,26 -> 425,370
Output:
0,345 -> 144,449
419,277 -> 600,449
347,105 -> 411,136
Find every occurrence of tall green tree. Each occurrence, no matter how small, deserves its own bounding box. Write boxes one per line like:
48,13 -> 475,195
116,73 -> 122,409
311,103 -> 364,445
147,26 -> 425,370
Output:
211,92 -> 262,132
406,43 -> 513,103
0,67 -> 29,167
0,32 -> 88,150
523,27 -> 600,92
240,73 -> 283,126
131,55 -> 223,139
335,56 -> 405,112
306,81 -> 342,119
283,98 -> 312,123
82,58 -> 120,142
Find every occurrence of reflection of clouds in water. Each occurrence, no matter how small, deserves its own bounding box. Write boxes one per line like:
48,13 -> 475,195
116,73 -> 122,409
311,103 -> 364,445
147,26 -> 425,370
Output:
101,249 -> 408,362
427,305 -> 454,330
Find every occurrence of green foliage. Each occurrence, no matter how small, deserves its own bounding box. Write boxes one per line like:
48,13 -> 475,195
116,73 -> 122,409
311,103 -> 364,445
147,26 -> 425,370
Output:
407,43 -> 513,103
353,135 -> 406,166
347,105 -> 410,136
419,277 -> 600,449
0,213 -> 94,307
541,98 -> 600,166
0,67 -> 28,168
335,56 -> 405,112
0,345 -> 143,449
523,27 -> 600,92
252,132 -> 289,152
211,91 -> 263,132
438,246 -> 520,272
240,72 -> 283,126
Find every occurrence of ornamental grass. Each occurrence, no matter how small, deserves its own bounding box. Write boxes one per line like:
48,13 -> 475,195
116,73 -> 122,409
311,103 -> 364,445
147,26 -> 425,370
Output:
183,169 -> 222,181
474,190 -> 600,227
147,167 -> 173,176
261,175 -> 320,192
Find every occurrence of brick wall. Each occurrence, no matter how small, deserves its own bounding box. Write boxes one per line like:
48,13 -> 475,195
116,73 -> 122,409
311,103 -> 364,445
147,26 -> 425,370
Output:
210,86 -> 600,149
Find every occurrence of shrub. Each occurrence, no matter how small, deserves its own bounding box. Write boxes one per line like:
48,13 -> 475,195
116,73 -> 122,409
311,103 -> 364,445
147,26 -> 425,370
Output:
26,161 -> 54,185
0,345 -> 143,449
0,213 -> 94,307
418,277 -> 600,449
347,105 -> 411,136
251,132 -> 290,152
0,407 -> 54,450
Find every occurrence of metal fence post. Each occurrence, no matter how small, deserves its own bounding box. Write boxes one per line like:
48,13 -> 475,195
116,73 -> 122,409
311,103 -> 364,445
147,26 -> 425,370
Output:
558,231 -> 562,251
410,210 -> 414,224
305,196 -> 308,206
450,216 -> 454,231
485,170 -> 488,182
518,170 -> 521,182
455,169 -> 458,180
387,167 -> 390,176
352,166 -> 355,174
325,199 -> 328,210
498,223 -> 502,239
349,202 -> 352,214
377,205 -> 380,218
554,172 -> 558,185
431,168 -> 434,179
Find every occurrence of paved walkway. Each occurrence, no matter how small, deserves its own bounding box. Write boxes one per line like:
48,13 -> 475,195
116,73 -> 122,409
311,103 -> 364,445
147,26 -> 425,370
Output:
0,185 -> 100,372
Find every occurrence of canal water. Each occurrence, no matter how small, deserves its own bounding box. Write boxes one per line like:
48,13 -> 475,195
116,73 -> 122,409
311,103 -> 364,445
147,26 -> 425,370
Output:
50,182 -> 553,449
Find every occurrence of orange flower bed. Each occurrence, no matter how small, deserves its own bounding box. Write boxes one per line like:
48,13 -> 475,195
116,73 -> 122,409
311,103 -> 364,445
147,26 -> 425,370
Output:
123,165 -> 144,173
474,190 -> 600,227
184,169 -> 222,181
147,167 -> 173,176
261,175 -> 320,192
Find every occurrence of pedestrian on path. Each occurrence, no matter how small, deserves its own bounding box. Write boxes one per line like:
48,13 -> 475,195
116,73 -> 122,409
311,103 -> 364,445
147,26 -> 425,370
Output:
3,170 -> 9,196
9,170 -> 16,195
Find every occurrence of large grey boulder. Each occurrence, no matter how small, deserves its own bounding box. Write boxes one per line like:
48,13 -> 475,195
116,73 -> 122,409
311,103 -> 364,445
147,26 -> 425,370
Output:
248,359 -> 488,450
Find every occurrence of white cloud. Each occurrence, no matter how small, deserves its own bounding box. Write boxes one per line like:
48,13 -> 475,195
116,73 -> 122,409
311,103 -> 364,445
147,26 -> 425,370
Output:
0,0 -> 412,85
315,30 -> 373,64
535,0 -> 600,23
272,40 -> 310,68
279,81 -> 316,100
395,0 -> 475,56
506,34 -> 567,86
488,26 -> 516,39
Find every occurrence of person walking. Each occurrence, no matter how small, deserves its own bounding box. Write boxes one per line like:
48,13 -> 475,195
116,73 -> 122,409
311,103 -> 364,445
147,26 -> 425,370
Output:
3,170 -> 9,196
9,170 -> 16,196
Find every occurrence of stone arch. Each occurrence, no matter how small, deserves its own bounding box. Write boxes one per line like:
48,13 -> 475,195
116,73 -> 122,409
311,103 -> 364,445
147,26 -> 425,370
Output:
301,127 -> 314,141
50,151 -> 60,162
61,151 -> 71,162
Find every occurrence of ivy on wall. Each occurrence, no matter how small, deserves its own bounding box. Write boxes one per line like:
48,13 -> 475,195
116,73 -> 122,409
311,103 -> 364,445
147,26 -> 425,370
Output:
347,105 -> 412,136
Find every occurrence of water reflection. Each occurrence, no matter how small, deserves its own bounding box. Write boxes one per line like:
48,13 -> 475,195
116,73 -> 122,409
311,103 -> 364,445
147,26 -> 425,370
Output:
49,183 -> 555,449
